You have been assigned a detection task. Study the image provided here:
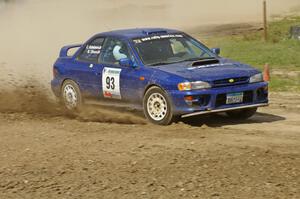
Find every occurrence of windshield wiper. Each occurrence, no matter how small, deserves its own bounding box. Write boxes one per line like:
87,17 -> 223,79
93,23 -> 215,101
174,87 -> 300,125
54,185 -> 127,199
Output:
149,57 -> 217,66
149,62 -> 172,66
182,57 -> 216,62
167,57 -> 216,65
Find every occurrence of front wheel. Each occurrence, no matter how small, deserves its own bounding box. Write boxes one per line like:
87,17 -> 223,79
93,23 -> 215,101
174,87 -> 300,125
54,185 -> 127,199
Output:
143,86 -> 176,125
226,108 -> 257,120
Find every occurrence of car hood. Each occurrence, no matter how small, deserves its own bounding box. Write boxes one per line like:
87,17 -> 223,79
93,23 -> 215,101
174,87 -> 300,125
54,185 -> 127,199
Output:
154,58 -> 260,82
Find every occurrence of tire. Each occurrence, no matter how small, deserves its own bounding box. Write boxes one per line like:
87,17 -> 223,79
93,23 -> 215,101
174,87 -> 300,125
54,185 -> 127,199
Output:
61,80 -> 82,112
143,86 -> 176,125
226,107 -> 257,120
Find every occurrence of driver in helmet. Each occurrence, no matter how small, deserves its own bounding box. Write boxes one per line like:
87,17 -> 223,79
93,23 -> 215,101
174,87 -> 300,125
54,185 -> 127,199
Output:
113,42 -> 128,62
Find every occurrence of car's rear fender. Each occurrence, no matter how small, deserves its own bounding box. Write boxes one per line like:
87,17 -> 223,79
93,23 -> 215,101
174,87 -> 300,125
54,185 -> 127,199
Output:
51,77 -> 80,98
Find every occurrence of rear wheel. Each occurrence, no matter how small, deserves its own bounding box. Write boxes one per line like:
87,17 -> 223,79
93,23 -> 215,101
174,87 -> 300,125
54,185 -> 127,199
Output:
61,80 -> 82,112
143,86 -> 176,125
226,108 -> 257,120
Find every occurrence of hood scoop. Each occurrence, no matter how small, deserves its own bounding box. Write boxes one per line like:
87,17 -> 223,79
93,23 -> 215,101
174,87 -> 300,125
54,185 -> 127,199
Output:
191,58 -> 219,67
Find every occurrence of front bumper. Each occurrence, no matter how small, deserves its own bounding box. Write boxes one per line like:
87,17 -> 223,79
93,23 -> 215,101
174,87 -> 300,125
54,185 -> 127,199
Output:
169,82 -> 268,116
181,103 -> 268,118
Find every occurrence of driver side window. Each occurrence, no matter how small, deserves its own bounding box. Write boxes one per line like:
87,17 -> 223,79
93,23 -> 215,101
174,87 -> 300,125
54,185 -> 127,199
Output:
100,38 -> 131,65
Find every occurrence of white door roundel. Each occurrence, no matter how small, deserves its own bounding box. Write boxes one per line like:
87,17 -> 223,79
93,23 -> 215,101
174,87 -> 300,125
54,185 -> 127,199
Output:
102,67 -> 122,99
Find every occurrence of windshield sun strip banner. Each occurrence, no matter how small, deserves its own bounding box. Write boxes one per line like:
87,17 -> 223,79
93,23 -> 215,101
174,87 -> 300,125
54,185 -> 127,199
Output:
133,34 -> 184,44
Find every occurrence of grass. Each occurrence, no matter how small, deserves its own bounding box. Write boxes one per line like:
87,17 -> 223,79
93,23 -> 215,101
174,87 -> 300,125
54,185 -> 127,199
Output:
269,76 -> 300,92
204,16 -> 300,91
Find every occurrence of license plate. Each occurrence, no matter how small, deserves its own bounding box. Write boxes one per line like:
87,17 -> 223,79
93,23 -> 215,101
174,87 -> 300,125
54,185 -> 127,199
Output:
226,92 -> 244,104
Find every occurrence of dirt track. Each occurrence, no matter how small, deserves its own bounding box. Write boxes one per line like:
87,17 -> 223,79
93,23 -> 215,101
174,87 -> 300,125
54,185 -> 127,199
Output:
0,1 -> 300,198
0,92 -> 299,199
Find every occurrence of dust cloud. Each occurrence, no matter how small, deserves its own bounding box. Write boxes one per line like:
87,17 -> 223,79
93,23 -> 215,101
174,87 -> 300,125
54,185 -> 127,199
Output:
0,78 -> 60,115
0,0 -> 299,79
0,0 -> 299,122
0,76 -> 146,124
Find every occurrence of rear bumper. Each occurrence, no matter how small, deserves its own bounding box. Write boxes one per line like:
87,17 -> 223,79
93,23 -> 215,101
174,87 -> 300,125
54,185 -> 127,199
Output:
169,82 -> 269,116
51,78 -> 62,97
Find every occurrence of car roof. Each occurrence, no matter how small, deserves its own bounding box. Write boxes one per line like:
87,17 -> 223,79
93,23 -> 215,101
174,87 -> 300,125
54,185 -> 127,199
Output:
95,28 -> 183,39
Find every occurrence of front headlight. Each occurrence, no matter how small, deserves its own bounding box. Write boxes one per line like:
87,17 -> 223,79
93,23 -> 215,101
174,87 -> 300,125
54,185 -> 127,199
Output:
249,73 -> 263,83
178,81 -> 211,91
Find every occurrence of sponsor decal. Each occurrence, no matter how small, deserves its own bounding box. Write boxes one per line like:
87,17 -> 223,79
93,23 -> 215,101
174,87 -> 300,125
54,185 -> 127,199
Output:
104,91 -> 113,98
187,63 -> 229,70
87,45 -> 102,54
133,34 -> 184,44
102,67 -> 122,99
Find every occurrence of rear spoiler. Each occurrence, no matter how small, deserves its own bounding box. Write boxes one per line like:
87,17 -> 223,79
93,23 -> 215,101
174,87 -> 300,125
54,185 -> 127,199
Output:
59,44 -> 82,57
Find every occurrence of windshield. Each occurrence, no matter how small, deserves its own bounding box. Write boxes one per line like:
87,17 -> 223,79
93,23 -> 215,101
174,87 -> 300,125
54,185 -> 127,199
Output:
132,34 -> 216,66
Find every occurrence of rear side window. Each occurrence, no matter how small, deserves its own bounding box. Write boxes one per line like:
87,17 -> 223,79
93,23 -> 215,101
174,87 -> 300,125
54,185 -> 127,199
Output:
78,37 -> 104,62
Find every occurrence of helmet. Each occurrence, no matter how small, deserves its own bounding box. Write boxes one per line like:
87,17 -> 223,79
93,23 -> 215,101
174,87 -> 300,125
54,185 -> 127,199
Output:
113,45 -> 127,61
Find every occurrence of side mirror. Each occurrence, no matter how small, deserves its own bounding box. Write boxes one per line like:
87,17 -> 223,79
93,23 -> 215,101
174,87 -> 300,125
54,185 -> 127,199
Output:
119,58 -> 136,68
211,48 -> 220,55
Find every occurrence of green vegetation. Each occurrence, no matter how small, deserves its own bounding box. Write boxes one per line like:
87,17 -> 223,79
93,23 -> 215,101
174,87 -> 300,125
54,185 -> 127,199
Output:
269,76 -> 300,92
205,16 -> 300,91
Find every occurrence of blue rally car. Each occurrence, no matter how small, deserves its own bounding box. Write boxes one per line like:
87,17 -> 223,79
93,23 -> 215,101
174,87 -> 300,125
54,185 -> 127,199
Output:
51,28 -> 268,125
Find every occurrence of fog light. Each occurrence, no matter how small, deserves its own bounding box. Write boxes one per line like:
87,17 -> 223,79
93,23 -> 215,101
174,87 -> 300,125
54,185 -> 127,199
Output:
184,95 -> 195,106
184,96 -> 194,101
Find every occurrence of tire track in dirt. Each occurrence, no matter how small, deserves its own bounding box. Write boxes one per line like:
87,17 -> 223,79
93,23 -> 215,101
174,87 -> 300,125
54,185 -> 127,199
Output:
0,103 -> 299,198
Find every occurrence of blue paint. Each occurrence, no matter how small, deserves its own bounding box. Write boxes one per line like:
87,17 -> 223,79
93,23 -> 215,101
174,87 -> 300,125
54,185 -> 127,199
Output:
51,28 -> 268,115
